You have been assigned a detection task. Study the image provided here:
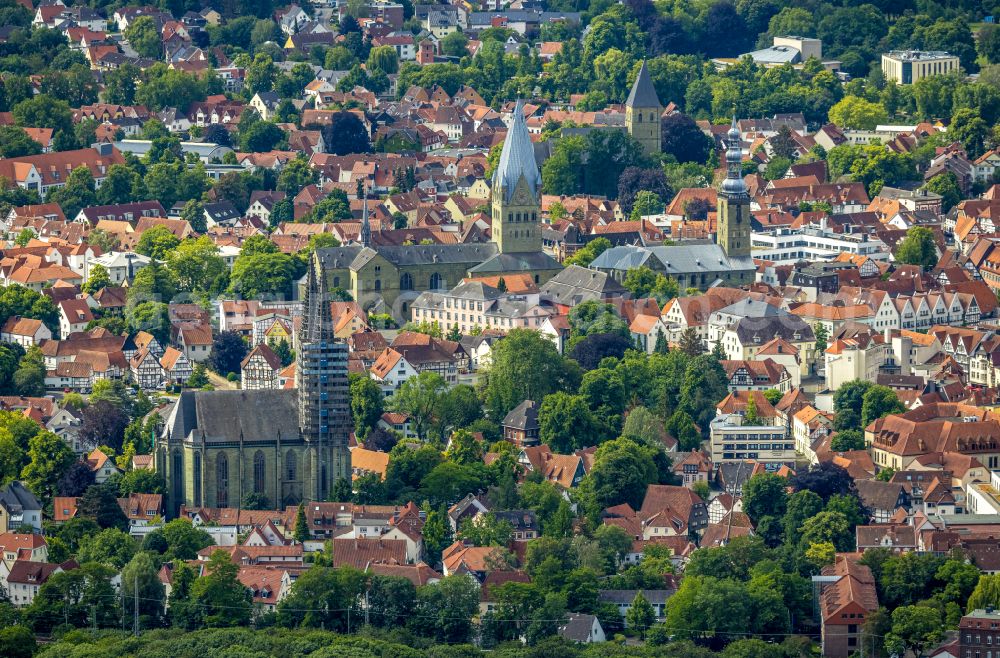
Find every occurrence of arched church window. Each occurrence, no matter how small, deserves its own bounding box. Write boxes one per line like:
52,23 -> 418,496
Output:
430,272 -> 443,289
193,452 -> 202,506
286,450 -> 297,481
400,273 -> 413,290
172,449 -> 183,507
253,451 -> 265,493
216,453 -> 229,508
637,113 -> 642,123
374,279 -> 381,292
532,212 -> 537,222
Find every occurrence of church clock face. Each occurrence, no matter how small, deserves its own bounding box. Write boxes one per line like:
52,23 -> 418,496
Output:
513,184 -> 533,207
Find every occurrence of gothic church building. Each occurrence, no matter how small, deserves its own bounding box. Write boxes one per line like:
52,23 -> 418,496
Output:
156,254 -> 351,515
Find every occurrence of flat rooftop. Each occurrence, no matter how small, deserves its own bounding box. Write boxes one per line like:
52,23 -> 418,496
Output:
884,50 -> 955,61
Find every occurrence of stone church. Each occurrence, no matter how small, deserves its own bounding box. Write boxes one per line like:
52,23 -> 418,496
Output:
156,254 -> 351,515
316,100 -> 563,318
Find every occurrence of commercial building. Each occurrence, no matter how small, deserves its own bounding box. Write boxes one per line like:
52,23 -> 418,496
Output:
881,50 -> 960,84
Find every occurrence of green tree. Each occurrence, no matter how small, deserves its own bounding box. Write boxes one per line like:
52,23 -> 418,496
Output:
885,605 -> 943,657
743,473 -> 788,524
483,329 -> 581,421
581,437 -> 658,512
421,505 -> 452,566
78,527 -> 136,569
122,551 -> 165,627
828,95 -> 888,130
894,226 -> 938,271
246,53 -> 278,95
349,373 -> 384,438
230,251 -> 301,299
276,156 -> 318,197
445,429 -> 482,465
413,575 -> 480,643
46,166 -> 96,219
293,503 -> 309,542
0,626 -> 34,658
625,591 -> 656,636
125,16 -> 163,59
861,385 -> 905,427
830,429 -> 865,452
168,237 -> 227,293
147,518 -> 214,561
81,263 -> 111,295
924,172 -> 962,213
0,126 -> 42,158
458,512 -> 513,547
367,45 -> 400,75
968,574 -> 1000,612
78,483 -> 129,531
135,225 -> 181,259
190,550 -> 252,628
800,510 -> 853,552
538,392 -> 599,453
389,371 -> 445,441
20,431 -> 74,501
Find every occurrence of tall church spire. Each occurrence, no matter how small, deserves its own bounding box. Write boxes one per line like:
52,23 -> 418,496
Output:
490,100 -> 542,254
625,61 -> 662,156
296,250 -> 350,500
492,99 -> 541,204
299,252 -> 334,344
360,188 -> 371,248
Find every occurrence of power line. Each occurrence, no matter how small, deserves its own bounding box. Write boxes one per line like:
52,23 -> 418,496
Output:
53,591 -> 897,639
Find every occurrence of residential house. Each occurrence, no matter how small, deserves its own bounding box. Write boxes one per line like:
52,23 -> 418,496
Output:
0,317 -> 51,347
86,449 -> 122,484
160,346 -> 192,385
240,343 -> 281,390
501,399 -> 540,448
0,482 -> 42,533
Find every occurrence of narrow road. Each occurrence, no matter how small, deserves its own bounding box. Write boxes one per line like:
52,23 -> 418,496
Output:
206,370 -> 238,390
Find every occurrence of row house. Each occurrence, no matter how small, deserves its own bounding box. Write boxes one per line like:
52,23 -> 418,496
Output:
929,325 -> 998,377
866,402 -> 1000,471
75,201 -> 166,225
0,145 -> 125,199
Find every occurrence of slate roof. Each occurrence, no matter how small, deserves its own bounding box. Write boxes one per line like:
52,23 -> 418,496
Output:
502,399 -> 539,431
626,60 -> 660,108
855,479 -> 905,512
590,244 -> 755,278
469,250 -> 560,274
492,99 -> 541,203
540,265 -> 626,305
164,389 -> 301,444
0,482 -> 42,515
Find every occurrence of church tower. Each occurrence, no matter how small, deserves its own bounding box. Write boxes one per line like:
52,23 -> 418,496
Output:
625,61 -> 662,157
491,100 -> 542,254
360,189 -> 371,248
717,117 -> 751,259
296,252 -> 350,500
